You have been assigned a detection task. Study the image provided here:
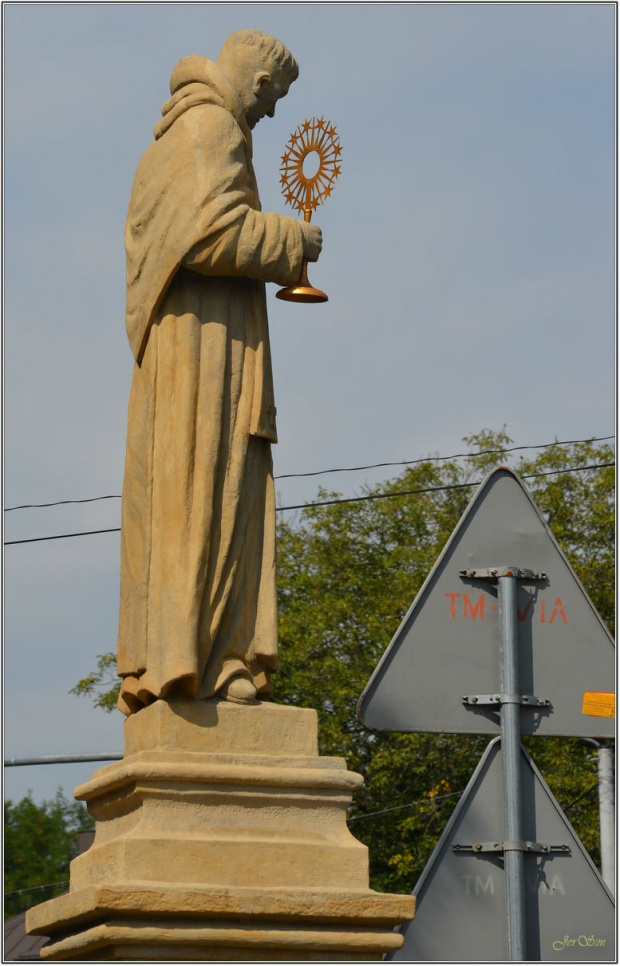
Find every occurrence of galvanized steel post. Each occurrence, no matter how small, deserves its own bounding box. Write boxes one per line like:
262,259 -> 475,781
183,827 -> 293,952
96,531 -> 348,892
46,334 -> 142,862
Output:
597,744 -> 616,893
581,738 -> 615,893
497,574 -> 527,960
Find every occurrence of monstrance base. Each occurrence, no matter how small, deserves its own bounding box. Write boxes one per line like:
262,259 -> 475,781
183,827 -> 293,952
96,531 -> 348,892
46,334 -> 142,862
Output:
276,284 -> 328,303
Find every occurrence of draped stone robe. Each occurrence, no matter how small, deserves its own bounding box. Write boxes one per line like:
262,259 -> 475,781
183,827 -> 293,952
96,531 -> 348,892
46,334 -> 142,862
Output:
117,57 -> 307,716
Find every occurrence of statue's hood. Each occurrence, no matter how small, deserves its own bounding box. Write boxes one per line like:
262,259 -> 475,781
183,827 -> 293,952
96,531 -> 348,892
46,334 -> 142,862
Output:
153,55 -> 252,151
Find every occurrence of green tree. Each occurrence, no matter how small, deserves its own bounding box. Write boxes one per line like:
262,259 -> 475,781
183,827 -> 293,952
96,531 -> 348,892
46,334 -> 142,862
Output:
71,429 -> 614,893
69,651 -> 119,712
4,790 -> 94,918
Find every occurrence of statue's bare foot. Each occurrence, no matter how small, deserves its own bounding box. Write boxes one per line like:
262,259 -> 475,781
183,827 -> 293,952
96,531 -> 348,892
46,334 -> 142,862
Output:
220,676 -> 258,705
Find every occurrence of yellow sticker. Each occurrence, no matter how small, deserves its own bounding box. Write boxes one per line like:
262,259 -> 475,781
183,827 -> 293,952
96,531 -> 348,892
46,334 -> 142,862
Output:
582,692 -> 615,718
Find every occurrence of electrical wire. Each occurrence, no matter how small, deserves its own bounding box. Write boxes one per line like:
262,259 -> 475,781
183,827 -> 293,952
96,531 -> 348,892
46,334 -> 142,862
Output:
348,773 -> 600,826
2,778 -> 600,901
4,527 -> 122,546
276,461 -> 615,513
3,779 -> 596,899
274,435 -> 615,481
4,880 -> 69,899
5,494 -> 121,512
4,435 -> 614,512
347,788 -> 462,824
4,461 -> 614,546
561,781 -> 599,814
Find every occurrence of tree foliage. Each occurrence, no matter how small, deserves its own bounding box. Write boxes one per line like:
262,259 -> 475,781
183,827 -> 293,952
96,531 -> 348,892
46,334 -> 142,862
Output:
69,651 -> 119,712
273,430 -> 614,890
70,429 -> 614,894
4,790 -> 93,918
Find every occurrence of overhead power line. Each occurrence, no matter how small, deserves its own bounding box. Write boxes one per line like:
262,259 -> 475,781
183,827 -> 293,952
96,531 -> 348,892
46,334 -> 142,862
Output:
4,435 -> 614,512
348,776 -> 599,826
348,788 -> 462,824
3,774 -> 596,898
4,527 -> 122,546
274,435 -> 615,481
3,460 -> 614,546
5,494 -> 122,512
276,461 -> 615,513
4,880 -> 69,899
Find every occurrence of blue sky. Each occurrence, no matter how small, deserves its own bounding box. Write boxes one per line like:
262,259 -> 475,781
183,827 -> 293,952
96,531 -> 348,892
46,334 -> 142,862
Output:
4,2 -> 615,805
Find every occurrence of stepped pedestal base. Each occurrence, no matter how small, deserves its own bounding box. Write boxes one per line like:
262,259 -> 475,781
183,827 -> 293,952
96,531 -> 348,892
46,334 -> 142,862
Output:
26,700 -> 414,960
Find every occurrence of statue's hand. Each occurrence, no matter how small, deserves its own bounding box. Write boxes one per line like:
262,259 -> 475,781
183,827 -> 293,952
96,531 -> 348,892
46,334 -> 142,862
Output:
301,222 -> 322,262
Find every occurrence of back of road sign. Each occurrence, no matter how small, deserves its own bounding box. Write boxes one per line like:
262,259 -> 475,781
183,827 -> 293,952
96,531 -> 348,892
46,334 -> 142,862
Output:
358,467 -> 614,737
388,738 -> 615,962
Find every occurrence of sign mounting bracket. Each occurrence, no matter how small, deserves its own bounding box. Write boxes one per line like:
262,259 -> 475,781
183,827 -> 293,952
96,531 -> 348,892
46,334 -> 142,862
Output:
459,567 -> 547,581
462,693 -> 551,708
452,840 -> 570,855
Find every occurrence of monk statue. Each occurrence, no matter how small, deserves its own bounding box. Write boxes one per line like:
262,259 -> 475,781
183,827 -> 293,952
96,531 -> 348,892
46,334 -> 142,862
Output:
116,30 -> 322,716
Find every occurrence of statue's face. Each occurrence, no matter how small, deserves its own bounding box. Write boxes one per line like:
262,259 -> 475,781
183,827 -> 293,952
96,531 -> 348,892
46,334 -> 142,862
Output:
244,70 -> 291,129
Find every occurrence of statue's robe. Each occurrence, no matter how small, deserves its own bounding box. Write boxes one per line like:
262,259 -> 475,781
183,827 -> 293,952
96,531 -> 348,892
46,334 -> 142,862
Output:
117,56 -> 307,715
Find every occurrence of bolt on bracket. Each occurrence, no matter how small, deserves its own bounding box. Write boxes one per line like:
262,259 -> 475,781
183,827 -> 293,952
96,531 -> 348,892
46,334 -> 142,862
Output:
462,693 -> 551,708
453,840 -> 570,855
459,567 -> 547,581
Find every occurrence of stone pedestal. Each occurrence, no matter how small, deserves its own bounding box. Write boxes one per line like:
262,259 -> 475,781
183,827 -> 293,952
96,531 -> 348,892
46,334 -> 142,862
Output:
26,700 -> 414,960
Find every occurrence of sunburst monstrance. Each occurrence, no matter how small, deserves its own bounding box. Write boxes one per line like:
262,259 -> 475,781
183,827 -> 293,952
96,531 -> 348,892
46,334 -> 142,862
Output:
276,117 -> 342,303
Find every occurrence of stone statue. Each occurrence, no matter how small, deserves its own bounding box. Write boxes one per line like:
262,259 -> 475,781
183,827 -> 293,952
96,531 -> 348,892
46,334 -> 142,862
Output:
116,30 -> 322,716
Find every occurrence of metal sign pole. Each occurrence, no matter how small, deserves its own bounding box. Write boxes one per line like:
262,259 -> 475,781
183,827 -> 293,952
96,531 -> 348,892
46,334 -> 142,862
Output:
597,743 -> 615,893
497,573 -> 527,960
456,565 -> 547,959
581,738 -> 616,893
359,466 -> 617,962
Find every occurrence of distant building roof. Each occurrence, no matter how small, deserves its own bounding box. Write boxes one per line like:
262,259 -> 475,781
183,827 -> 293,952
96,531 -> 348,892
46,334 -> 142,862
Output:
4,909 -> 48,961
4,828 -> 95,961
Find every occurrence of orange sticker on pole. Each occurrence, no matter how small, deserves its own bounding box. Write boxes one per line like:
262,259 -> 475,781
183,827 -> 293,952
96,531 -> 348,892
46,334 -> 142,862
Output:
582,692 -> 615,718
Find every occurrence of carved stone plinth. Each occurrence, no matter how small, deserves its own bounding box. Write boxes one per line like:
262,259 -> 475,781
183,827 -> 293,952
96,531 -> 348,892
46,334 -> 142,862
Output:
26,700 -> 414,960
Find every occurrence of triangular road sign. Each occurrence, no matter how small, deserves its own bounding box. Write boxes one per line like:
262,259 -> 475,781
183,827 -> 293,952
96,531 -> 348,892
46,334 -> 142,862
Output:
388,738 -> 615,962
358,467 -> 614,737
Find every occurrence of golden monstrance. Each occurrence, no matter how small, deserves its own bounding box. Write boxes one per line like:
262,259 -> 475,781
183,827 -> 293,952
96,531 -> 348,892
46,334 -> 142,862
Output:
276,117 -> 342,303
